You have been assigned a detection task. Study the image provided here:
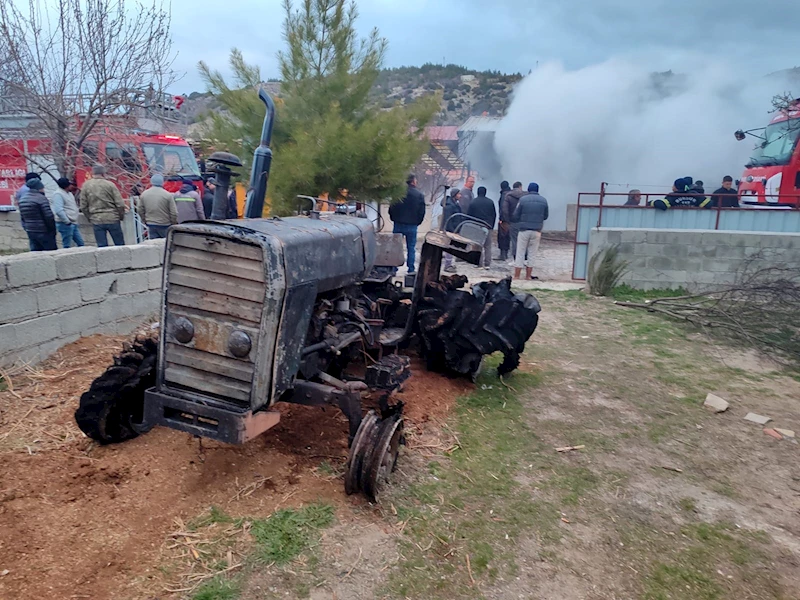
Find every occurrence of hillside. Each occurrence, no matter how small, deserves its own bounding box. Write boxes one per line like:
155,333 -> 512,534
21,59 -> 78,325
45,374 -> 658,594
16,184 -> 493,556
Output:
181,64 -> 523,135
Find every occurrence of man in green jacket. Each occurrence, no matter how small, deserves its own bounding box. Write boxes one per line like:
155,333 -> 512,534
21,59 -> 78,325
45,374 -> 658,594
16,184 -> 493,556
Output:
80,164 -> 126,246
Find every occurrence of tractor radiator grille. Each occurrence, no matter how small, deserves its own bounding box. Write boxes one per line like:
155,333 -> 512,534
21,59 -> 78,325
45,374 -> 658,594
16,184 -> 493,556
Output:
163,232 -> 265,408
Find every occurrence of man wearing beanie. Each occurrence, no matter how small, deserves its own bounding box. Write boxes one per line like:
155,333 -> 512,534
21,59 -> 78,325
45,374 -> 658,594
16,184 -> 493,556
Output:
18,177 -> 57,251
80,164 -> 126,246
138,174 -> 178,239
15,172 -> 41,205
511,182 -> 549,280
468,186 -> 497,268
52,177 -> 84,248
653,178 -> 711,211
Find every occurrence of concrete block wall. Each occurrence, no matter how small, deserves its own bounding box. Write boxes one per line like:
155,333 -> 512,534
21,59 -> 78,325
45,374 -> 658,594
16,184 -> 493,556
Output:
0,211 -> 137,252
0,240 -> 165,366
587,228 -> 800,291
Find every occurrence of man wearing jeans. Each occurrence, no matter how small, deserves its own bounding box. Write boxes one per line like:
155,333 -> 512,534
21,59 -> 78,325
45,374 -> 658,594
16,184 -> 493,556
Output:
512,182 -> 549,280
80,164 -> 126,247
388,174 -> 426,274
52,178 -> 85,248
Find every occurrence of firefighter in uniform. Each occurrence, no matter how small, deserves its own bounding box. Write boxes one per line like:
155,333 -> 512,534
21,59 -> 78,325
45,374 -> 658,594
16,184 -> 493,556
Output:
653,178 -> 711,211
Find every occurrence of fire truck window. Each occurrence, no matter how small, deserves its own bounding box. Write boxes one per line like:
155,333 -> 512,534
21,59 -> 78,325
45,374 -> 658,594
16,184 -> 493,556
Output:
82,142 -> 99,161
142,143 -> 201,177
121,144 -> 142,173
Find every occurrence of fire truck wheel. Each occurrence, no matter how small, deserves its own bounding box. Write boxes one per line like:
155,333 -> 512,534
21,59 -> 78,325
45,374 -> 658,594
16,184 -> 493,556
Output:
74,336 -> 158,444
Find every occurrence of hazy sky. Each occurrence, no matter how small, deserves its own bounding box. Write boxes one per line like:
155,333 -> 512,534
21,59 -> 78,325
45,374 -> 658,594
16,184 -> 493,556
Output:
170,0 -> 799,93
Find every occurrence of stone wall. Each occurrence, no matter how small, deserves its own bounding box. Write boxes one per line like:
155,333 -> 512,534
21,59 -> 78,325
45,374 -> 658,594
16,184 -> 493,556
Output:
0,210 -> 138,252
0,240 -> 165,366
587,227 -> 800,291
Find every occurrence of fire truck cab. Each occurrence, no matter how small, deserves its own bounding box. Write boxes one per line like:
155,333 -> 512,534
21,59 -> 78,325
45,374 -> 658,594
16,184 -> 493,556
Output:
737,100 -> 800,206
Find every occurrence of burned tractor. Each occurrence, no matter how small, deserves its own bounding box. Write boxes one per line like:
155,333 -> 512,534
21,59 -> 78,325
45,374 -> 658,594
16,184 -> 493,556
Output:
75,90 -> 541,502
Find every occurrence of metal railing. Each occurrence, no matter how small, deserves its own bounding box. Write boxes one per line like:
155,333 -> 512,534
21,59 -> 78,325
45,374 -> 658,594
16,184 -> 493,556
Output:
572,183 -> 800,280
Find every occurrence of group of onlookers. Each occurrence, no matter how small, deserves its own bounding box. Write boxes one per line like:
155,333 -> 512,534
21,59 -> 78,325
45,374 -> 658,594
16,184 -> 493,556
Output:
624,176 -> 740,210
388,174 -> 550,280
15,166 -> 235,251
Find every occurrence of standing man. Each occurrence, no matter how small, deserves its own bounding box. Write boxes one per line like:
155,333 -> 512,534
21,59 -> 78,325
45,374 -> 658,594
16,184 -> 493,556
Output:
138,174 -> 178,239
512,182 -> 549,280
202,177 -> 217,218
497,181 -> 511,261
388,174 -> 426,274
459,175 -> 475,215
52,177 -> 85,248
503,182 -> 525,259
18,177 -> 57,251
709,176 -> 739,208
468,186 -> 497,269
15,172 -> 40,205
174,177 -> 205,223
80,164 -> 126,246
442,188 -> 462,273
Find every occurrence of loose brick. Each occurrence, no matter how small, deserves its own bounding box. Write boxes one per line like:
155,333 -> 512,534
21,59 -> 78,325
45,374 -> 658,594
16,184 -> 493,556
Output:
15,313 -> 62,347
130,244 -> 163,269
95,245 -> 132,273
116,270 -> 150,295
0,289 -> 39,323
60,304 -> 102,336
37,280 -> 83,314
55,247 -> 97,280
4,252 -> 57,287
80,273 -> 118,302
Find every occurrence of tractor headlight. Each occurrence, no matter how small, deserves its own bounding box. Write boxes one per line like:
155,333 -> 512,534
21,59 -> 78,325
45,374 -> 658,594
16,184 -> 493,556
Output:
228,330 -> 252,358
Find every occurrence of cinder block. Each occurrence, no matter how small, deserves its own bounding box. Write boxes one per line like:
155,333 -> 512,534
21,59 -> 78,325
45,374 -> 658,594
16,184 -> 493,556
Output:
55,247 -> 97,280
647,256 -> 675,271
60,304 -> 102,337
130,244 -> 164,269
0,322 -> 19,354
95,245 -> 132,272
4,252 -> 57,287
100,295 -> 134,324
0,288 -> 39,323
114,318 -> 142,336
116,270 -> 150,295
147,268 -> 163,290
0,346 -> 40,368
36,281 -> 83,314
619,229 -> 647,244
129,290 -> 161,317
15,313 -> 62,347
701,259 -> 734,273
670,258 -> 703,272
81,324 -> 116,337
604,230 -> 623,244
38,334 -> 81,363
661,244 -> 689,258
640,243 -> 666,257
0,263 -> 7,292
80,273 -> 118,302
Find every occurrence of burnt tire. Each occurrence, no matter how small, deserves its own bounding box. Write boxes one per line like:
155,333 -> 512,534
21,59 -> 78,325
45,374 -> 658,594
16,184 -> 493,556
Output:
74,336 -> 158,444
417,276 -> 540,378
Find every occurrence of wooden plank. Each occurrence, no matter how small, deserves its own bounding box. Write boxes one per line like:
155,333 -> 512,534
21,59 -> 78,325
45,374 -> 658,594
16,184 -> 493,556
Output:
171,246 -> 265,282
168,285 -> 263,324
168,266 -> 264,303
172,232 -> 262,261
165,365 -> 251,403
166,343 -> 254,382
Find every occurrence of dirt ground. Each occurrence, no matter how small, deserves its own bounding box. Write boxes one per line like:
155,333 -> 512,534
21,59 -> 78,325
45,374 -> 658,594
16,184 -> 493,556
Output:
2,288 -> 799,600
0,336 -> 469,600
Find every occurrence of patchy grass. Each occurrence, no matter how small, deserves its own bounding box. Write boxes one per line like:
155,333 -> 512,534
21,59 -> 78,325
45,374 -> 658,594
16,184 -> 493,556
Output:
611,284 -> 689,302
250,504 -> 335,565
192,576 -> 242,600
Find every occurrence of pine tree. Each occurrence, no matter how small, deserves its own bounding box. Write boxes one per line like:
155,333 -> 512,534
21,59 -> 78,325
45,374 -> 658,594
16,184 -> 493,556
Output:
198,0 -> 437,215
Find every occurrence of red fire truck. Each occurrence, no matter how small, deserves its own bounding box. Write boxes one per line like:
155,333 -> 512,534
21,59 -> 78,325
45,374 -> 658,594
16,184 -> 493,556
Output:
0,131 -> 202,211
736,99 -> 800,206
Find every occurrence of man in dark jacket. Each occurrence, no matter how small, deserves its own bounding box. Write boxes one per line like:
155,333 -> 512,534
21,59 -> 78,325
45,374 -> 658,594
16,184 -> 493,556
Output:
653,178 -> 711,210
442,188 -> 462,272
497,181 -> 511,260
18,177 -> 57,251
468,186 -> 497,268
512,182 -> 549,280
502,182 -> 525,259
388,174 -> 426,273
202,177 -> 217,218
709,176 -> 739,208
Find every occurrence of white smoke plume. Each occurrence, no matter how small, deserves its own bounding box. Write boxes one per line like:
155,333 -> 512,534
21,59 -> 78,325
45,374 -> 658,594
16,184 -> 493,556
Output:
494,58 -> 793,229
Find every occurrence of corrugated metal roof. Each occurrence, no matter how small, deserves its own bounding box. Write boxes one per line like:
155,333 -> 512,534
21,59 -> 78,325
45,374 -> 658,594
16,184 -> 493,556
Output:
458,116 -> 502,133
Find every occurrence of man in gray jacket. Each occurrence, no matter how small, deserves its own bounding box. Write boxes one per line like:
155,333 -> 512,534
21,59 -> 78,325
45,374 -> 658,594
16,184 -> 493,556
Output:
138,174 -> 178,239
52,177 -> 85,248
512,182 -> 549,280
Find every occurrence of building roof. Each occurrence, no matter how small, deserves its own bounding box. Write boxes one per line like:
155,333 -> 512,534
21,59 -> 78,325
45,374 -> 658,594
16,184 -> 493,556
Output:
419,141 -> 465,173
425,126 -> 459,141
457,116 -> 502,133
